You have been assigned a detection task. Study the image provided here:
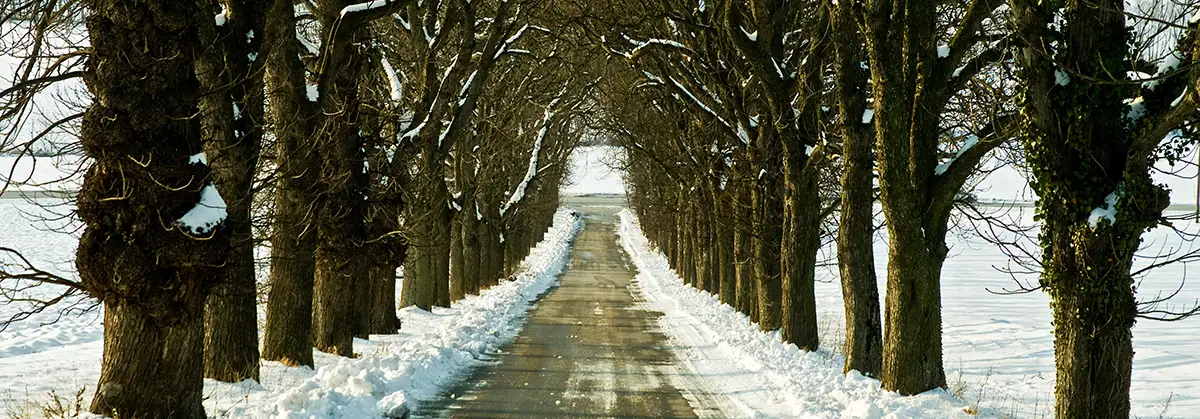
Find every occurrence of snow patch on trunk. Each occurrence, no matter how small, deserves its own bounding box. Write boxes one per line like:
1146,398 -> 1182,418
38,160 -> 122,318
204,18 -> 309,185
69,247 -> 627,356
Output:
176,184 -> 227,235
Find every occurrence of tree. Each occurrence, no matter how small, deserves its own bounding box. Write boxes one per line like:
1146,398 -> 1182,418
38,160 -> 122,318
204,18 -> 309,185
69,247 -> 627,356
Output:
76,0 -> 229,416
1010,0 -> 1200,416
828,0 -> 882,377
195,0 -> 270,383
859,0 -> 1011,394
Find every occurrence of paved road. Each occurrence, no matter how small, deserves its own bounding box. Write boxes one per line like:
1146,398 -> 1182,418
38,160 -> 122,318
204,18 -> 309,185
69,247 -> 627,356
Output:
415,201 -> 727,418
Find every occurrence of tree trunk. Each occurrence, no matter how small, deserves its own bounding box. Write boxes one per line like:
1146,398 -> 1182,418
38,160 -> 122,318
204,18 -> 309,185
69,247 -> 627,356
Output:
401,220 -> 437,310
1008,1 -> 1174,416
752,165 -> 783,331
1045,224 -> 1139,418
830,0 -> 882,377
450,216 -> 466,302
261,0 -> 317,367
835,127 -> 880,374
90,303 -> 207,418
401,147 -> 452,310
462,214 -> 482,295
368,262 -> 401,334
76,1 -> 222,416
434,209 -> 452,307
880,236 -> 947,394
310,10 -> 368,358
195,0 -> 269,382
780,148 -> 819,350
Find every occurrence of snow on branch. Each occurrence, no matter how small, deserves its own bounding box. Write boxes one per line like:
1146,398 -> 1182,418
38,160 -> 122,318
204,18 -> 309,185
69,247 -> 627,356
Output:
381,57 -> 403,103
494,24 -> 550,59
500,89 -> 567,216
340,0 -> 390,18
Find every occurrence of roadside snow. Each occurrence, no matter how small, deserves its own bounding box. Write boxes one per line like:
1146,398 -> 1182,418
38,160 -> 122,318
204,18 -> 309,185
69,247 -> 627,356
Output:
0,206 -> 583,418
616,209 -> 977,418
220,207 -> 583,417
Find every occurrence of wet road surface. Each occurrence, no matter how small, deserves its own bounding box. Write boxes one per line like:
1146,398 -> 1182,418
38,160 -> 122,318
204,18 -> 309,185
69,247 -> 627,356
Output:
415,202 -> 727,418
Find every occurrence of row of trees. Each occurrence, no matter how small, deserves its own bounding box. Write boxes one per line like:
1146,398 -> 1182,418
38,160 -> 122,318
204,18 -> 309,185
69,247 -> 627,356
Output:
599,0 -> 1200,417
0,0 -> 598,417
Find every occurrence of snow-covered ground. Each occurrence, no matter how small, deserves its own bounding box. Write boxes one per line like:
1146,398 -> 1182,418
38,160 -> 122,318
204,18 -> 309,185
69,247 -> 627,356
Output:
563,146 -> 625,196
616,204 -> 1200,418
0,203 -> 583,418
619,209 -> 979,419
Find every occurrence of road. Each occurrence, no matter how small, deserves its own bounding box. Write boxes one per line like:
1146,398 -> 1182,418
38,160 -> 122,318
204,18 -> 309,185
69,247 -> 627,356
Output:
415,199 -> 729,418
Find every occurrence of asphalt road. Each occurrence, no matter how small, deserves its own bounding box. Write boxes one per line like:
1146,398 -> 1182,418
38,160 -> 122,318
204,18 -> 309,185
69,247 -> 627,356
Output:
415,199 -> 728,418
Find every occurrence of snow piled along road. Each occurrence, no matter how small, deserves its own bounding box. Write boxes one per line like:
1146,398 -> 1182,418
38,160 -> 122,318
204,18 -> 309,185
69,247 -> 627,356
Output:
0,207 -> 583,418
617,209 -> 976,419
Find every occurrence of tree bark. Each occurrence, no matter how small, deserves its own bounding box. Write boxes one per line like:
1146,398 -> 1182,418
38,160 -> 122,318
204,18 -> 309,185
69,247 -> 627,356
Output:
261,0 -> 317,367
752,153 -> 783,331
76,1 -> 224,415
195,0 -> 268,383
1010,1 -> 1179,415
91,303 -> 207,418
780,147 -> 820,350
450,216 -> 466,301
831,0 -> 882,377
368,262 -> 401,334
462,214 -> 482,295
880,236 -> 947,394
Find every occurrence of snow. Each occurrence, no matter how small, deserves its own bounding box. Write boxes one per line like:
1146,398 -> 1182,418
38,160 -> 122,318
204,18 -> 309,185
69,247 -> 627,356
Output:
175,184 -> 228,235
737,123 -> 751,144
1087,188 -> 1120,228
1055,69 -> 1070,86
937,45 -> 951,58
563,146 -> 626,196
934,134 -> 980,175
339,0 -> 388,17
741,27 -> 758,42
1128,96 -> 1146,124
306,83 -> 319,102
0,204 -> 583,418
215,5 -> 228,26
381,58 -> 403,102
0,155 -> 86,192
189,152 -> 207,165
617,210 -> 978,418
500,97 -> 561,216
616,206 -> 1200,418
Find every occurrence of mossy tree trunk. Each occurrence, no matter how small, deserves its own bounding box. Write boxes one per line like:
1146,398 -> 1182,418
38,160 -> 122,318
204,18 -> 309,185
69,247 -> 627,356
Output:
1011,0 -> 1197,415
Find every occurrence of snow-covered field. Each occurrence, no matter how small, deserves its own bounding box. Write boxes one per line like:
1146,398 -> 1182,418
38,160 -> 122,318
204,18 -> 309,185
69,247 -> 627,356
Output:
0,203 -> 583,418
563,146 -> 625,196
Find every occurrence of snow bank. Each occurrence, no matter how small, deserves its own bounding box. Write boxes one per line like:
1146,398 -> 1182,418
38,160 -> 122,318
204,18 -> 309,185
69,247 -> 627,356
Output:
617,209 -> 977,419
221,208 -> 583,418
